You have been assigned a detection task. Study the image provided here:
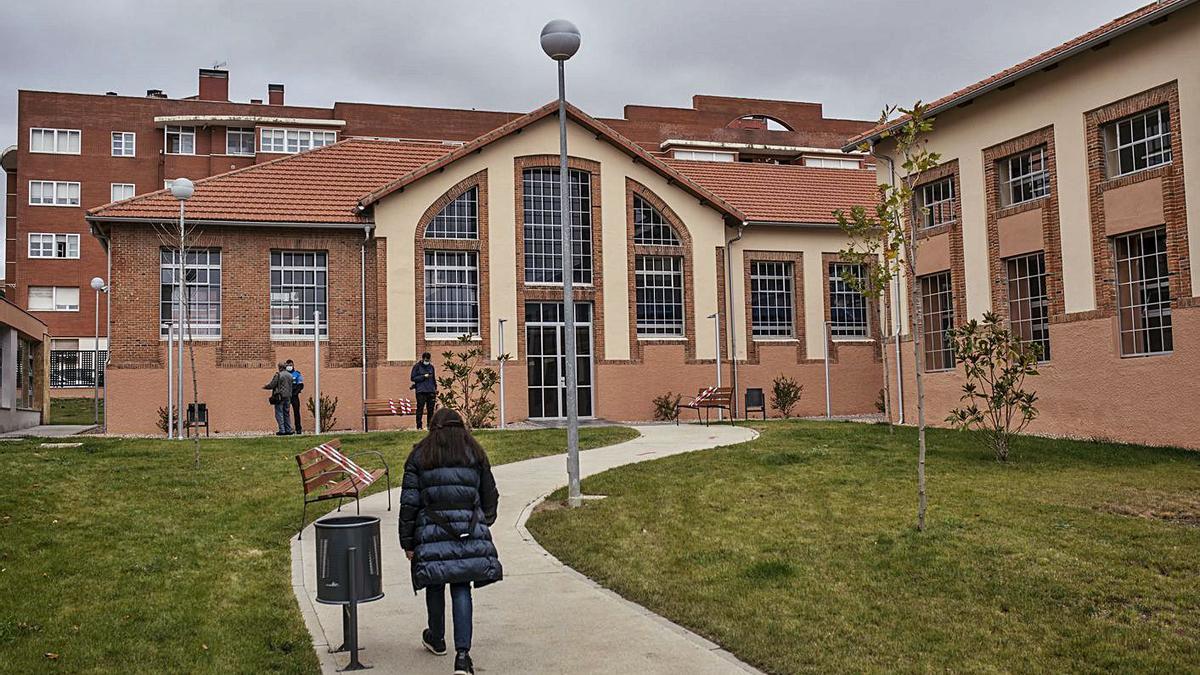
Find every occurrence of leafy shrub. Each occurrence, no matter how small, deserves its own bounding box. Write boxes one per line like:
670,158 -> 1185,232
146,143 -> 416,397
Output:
874,388 -> 887,414
652,392 -> 682,421
770,376 -> 804,418
156,406 -> 176,435
306,394 -> 339,432
437,335 -> 509,428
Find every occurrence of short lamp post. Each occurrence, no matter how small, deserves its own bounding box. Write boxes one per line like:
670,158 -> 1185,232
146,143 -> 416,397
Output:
708,312 -> 722,421
90,277 -> 108,426
169,177 -> 194,440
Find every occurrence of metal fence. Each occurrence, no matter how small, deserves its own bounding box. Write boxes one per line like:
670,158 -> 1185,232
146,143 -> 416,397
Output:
50,350 -> 107,388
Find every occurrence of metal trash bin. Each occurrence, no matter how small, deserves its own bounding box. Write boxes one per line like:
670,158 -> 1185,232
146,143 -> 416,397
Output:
314,515 -> 383,670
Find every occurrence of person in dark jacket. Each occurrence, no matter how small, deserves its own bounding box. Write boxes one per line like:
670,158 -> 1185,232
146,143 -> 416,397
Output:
399,407 -> 501,675
263,363 -> 294,435
285,359 -> 304,434
410,352 -> 437,430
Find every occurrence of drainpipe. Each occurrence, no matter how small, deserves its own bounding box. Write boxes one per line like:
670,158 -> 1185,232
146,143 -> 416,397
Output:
360,225 -> 371,432
104,232 -> 112,433
724,222 -> 745,418
868,142 -> 905,424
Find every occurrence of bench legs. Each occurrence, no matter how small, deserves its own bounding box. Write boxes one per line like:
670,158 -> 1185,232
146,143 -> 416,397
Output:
298,499 -> 308,540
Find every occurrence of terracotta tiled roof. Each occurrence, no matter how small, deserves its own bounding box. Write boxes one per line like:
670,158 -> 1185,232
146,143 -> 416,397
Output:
846,0 -> 1197,148
664,160 -> 878,224
87,138 -> 456,225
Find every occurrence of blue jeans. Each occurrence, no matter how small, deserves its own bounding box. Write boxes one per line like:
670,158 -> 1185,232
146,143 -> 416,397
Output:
273,400 -> 293,434
426,582 -> 472,652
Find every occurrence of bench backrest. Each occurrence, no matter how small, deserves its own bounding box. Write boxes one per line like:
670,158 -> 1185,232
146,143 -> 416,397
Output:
701,387 -> 733,405
363,398 -> 414,416
295,439 -> 376,495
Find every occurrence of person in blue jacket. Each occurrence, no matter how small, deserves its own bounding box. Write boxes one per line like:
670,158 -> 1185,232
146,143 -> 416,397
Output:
285,359 -> 304,434
410,352 -> 437,430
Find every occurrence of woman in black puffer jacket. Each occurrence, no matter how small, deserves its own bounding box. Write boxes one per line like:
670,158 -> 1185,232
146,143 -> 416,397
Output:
399,408 -> 501,675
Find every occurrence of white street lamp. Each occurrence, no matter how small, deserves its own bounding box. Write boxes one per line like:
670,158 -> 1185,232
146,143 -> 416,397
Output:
540,19 -> 583,508
90,277 -> 108,426
169,178 -> 193,439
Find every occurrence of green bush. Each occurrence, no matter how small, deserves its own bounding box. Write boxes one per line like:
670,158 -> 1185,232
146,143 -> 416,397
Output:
652,392 -> 683,421
770,376 -> 804,418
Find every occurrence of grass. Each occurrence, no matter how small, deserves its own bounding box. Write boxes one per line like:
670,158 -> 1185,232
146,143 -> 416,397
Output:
49,398 -> 103,426
0,425 -> 637,673
527,421 -> 1200,674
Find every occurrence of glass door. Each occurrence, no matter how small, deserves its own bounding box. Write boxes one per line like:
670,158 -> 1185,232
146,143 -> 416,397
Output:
525,302 -> 593,419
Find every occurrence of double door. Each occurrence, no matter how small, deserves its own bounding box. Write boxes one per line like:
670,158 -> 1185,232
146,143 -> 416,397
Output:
525,302 -> 593,419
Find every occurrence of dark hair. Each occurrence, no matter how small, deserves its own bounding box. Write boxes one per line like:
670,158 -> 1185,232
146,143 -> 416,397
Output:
421,352 -> 431,360
285,359 -> 294,365
414,408 -> 489,470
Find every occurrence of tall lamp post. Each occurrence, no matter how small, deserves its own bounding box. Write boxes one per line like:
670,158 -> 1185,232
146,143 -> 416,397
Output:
90,277 -> 108,426
540,19 -> 583,508
169,178 -> 194,440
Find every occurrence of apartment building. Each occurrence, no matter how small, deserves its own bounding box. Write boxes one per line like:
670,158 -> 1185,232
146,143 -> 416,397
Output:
853,0 -> 1200,449
3,67 -> 869,398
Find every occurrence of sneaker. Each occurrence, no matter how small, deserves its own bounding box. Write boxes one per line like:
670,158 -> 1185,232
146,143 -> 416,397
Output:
453,650 -> 473,674
422,629 -> 446,656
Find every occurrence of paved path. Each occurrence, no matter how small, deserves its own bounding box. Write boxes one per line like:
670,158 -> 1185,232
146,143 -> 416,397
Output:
291,424 -> 761,674
0,424 -> 98,438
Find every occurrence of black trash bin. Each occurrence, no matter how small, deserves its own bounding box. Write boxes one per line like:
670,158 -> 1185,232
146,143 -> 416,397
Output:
314,515 -> 384,605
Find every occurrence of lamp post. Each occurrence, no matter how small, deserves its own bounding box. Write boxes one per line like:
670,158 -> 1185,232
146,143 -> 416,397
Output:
90,277 -> 108,426
169,178 -> 194,439
540,19 -> 583,508
708,312 -> 722,420
497,318 -> 507,430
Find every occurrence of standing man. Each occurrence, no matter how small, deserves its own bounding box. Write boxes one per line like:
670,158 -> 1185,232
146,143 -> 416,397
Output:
285,359 -> 304,434
263,363 -> 294,435
411,352 -> 437,430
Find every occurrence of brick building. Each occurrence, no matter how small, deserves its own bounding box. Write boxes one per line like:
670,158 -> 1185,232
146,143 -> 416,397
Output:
3,66 -> 869,398
853,0 -> 1200,448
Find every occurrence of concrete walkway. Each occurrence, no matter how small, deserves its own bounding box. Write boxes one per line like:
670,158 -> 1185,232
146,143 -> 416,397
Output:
0,424 -> 98,438
291,423 -> 761,674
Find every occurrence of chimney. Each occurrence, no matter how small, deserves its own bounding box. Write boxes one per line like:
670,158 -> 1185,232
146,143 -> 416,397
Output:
268,83 -> 285,106
146,89 -> 168,99
198,68 -> 229,101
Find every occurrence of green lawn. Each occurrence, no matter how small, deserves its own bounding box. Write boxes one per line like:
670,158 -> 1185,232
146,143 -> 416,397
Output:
527,421 -> 1200,674
49,398 -> 102,426
0,425 -> 637,673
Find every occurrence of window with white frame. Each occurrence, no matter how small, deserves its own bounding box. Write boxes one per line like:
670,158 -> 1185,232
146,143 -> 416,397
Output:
1005,252 -> 1050,360
160,248 -> 222,338
919,272 -> 955,371
635,255 -> 684,337
424,250 -> 480,338
111,131 -> 136,157
425,187 -> 478,239
226,127 -> 256,156
30,128 -> 80,154
750,261 -> 794,338
998,146 -> 1049,207
1114,227 -> 1171,356
671,149 -> 736,162
28,180 -> 80,206
259,128 -> 337,154
1103,106 -> 1172,178
829,262 -> 869,338
28,286 -> 79,312
165,126 -> 195,155
270,251 -> 328,338
915,176 -> 955,229
111,183 -> 135,202
522,168 -> 592,284
633,195 -> 682,246
804,156 -> 861,169
28,233 -> 80,259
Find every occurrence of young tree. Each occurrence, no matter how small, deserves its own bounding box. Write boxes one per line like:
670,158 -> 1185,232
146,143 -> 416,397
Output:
436,335 -> 510,428
834,103 -> 941,531
944,311 -> 1040,462
153,219 -> 205,469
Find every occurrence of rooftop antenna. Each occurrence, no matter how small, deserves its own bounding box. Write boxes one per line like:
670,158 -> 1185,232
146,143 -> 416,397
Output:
211,60 -> 228,70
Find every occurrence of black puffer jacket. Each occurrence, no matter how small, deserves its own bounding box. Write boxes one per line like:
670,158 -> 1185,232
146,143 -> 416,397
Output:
398,447 -> 502,592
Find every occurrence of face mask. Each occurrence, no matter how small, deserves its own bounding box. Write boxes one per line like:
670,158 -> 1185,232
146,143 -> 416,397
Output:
422,360 -> 431,366
286,366 -> 294,372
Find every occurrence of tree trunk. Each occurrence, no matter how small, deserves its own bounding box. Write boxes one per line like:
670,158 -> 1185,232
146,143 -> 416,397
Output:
909,268 -> 928,532
881,290 -> 893,432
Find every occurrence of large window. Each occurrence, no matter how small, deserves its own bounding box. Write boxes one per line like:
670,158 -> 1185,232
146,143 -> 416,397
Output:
270,251 -> 328,339
424,250 -> 480,338
30,128 -> 80,154
28,233 -> 80,259
635,256 -> 684,337
110,183 -> 135,202
425,187 -> 478,239
672,149 -> 736,162
165,126 -> 195,155
226,127 -> 256,156
16,337 -> 38,410
28,180 -> 80,207
1103,106 -> 1172,178
259,128 -> 337,154
998,146 -> 1049,207
919,272 -> 954,371
522,168 -> 592,284
111,131 -> 136,157
750,261 -> 794,338
1005,252 -> 1050,360
160,249 -> 221,338
915,176 -> 955,229
1114,227 -> 1171,356
28,286 -> 79,312
633,195 -> 681,246
829,262 -> 868,338
804,156 -> 861,170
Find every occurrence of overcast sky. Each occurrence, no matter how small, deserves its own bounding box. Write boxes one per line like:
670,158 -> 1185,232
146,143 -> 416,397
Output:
0,0 -> 1145,272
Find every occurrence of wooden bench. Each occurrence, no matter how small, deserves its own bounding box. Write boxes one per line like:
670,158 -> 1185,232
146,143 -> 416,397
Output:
677,386 -> 733,426
363,398 -> 416,419
295,439 -> 390,539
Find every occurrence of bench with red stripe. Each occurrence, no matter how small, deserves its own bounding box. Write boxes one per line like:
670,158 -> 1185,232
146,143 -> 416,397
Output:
676,386 -> 733,426
363,398 -> 416,419
294,439 -> 391,538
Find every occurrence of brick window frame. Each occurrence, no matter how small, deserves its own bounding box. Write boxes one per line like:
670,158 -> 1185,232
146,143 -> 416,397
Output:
742,250 -> 805,364
513,156 -> 606,364
414,170 -> 490,360
982,127 -> 1066,335
625,178 -> 695,362
821,252 -> 885,363
911,160 -> 967,328
1085,81 -> 1192,324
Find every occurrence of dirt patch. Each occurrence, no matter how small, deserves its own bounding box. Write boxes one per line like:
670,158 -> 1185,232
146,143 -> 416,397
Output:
1098,490 -> 1200,527
532,499 -> 570,516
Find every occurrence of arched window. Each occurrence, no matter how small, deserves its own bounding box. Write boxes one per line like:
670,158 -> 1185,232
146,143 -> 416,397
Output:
728,114 -> 793,132
424,186 -> 478,239
632,195 -> 681,246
